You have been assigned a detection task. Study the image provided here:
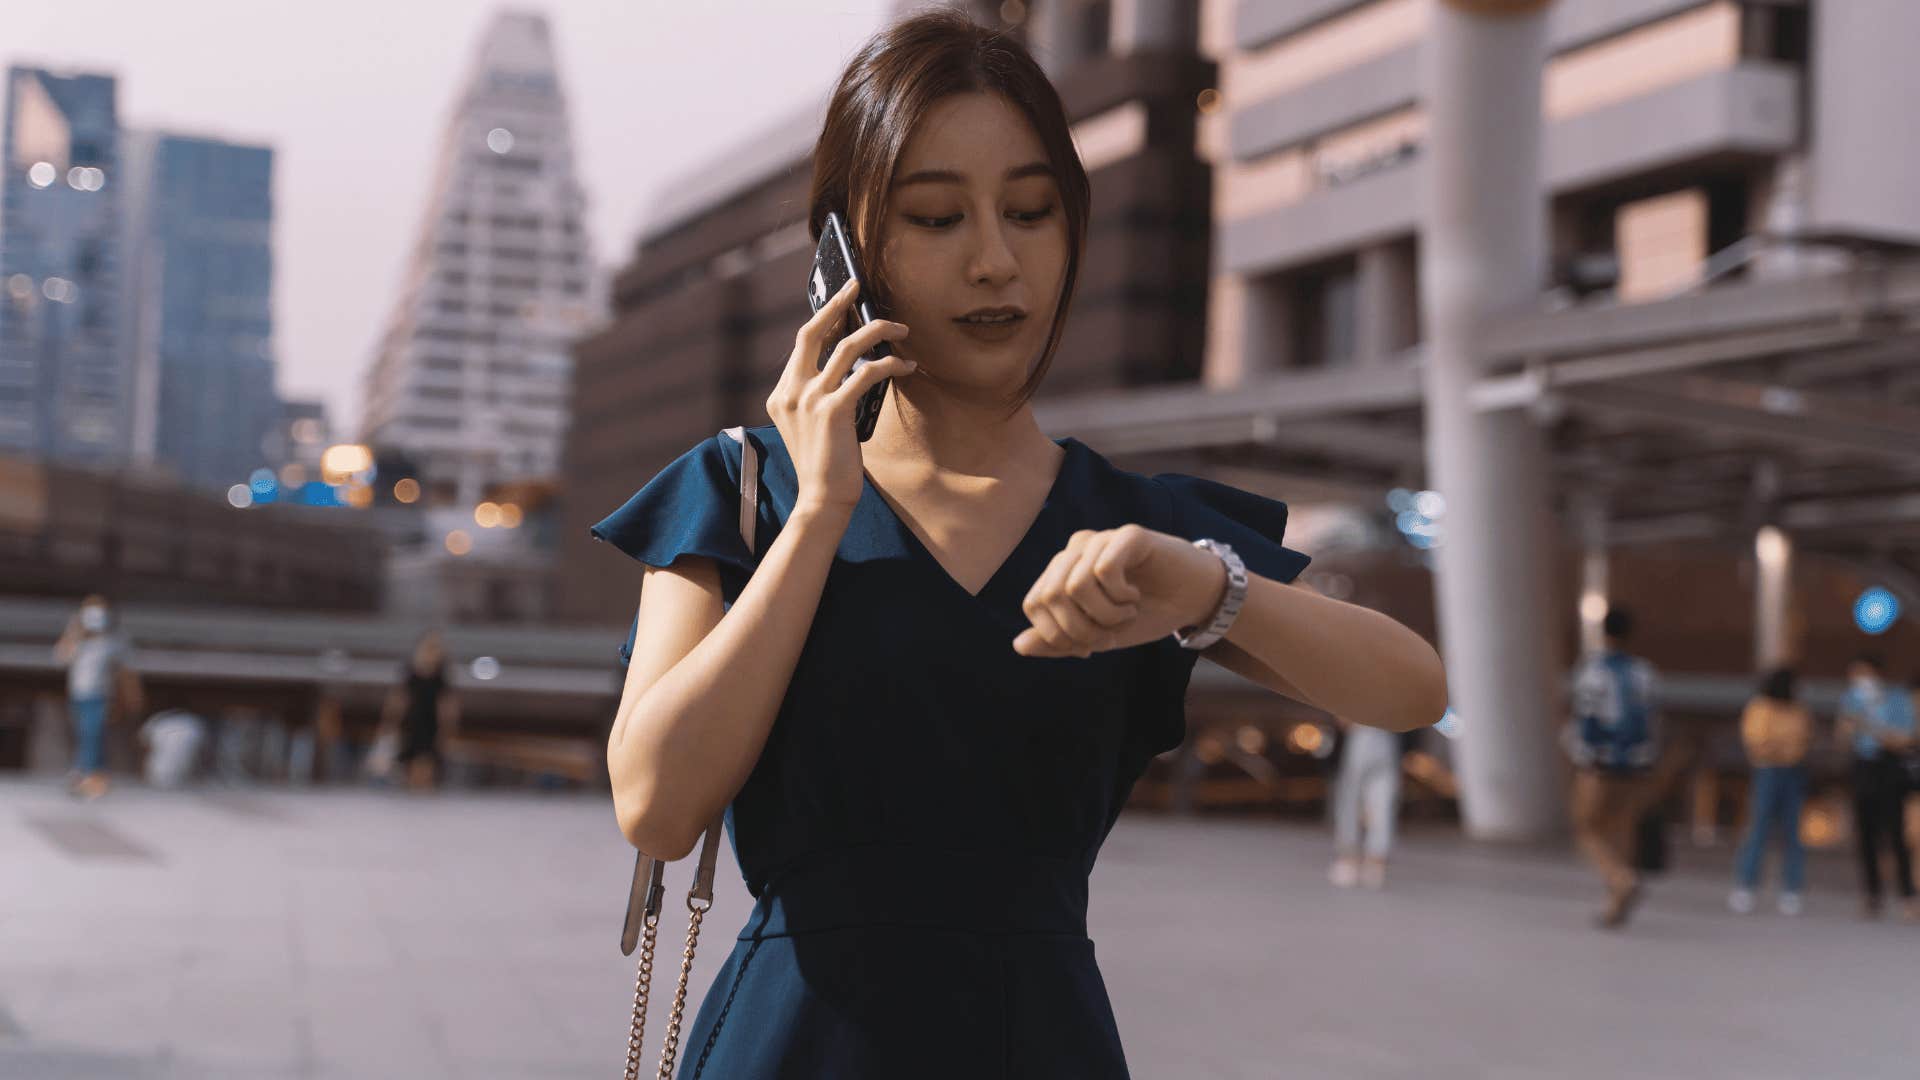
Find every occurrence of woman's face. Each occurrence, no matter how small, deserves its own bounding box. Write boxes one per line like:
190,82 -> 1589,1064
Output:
872,92 -> 1068,404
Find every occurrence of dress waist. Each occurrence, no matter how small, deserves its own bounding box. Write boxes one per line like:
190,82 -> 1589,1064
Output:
738,844 -> 1089,941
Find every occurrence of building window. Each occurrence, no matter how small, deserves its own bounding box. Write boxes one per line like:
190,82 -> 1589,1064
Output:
1289,257 -> 1359,369
1076,0 -> 1112,58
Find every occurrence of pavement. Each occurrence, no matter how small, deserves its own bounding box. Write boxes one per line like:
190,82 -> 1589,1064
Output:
2,777 -> 1913,1079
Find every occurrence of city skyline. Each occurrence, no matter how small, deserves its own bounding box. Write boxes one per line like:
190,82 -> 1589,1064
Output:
2,0 -> 896,436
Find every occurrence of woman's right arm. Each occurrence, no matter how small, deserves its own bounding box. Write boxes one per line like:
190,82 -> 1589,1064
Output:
608,277 -> 912,859
609,505 -> 850,859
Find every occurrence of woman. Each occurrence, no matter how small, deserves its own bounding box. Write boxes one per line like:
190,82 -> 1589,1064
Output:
1329,719 -> 1405,890
1836,653 -> 1916,919
1728,667 -> 1811,916
593,13 -> 1447,1077
380,629 -> 456,792
53,594 -> 142,800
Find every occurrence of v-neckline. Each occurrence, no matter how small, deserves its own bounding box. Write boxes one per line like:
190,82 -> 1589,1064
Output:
862,437 -> 1078,601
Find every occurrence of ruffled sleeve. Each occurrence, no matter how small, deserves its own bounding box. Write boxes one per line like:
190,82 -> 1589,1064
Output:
1127,473 -> 1313,762
1151,473 -> 1311,584
589,433 -> 760,665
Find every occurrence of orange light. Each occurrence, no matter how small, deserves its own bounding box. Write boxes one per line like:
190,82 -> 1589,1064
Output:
344,483 -> 374,509
393,478 -> 420,504
445,530 -> 472,556
1194,734 -> 1225,765
1286,724 -> 1325,755
474,501 -> 502,528
320,443 -> 373,481
1196,88 -> 1222,115
1235,725 -> 1268,755
498,502 -> 523,528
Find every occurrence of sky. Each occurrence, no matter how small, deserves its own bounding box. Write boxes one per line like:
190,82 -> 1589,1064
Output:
5,0 -> 900,435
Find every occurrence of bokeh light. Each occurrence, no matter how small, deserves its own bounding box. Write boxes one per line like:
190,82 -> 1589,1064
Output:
320,443 -> 373,483
474,501 -> 502,528
1286,723 -> 1327,756
226,484 -> 253,509
486,127 -> 514,154
444,530 -> 472,556
279,463 -> 307,487
393,477 -> 421,504
1854,587 -> 1900,634
470,656 -> 501,681
1235,725 -> 1268,755
1194,733 -> 1225,765
498,502 -> 523,528
27,162 -> 56,188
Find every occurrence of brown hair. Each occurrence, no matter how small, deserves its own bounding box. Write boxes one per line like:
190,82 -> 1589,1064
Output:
808,10 -> 1090,408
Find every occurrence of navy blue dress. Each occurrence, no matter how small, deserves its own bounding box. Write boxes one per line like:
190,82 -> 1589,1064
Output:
590,424 -> 1309,1079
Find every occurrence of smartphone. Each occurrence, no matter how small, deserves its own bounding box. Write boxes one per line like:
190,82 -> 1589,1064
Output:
806,210 -> 891,442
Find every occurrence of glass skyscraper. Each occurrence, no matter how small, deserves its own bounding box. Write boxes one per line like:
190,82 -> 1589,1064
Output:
119,130 -> 279,490
0,66 -> 127,467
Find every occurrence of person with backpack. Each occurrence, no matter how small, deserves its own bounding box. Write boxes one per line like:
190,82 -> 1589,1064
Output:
1728,666 -> 1811,916
1564,607 -> 1661,929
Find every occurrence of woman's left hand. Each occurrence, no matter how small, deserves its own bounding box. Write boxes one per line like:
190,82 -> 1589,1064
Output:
1013,525 -> 1226,659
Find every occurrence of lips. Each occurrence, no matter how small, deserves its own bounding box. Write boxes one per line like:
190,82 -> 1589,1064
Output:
954,306 -> 1027,325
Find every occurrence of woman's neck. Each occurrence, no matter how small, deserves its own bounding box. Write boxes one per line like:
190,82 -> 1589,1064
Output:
866,381 -> 1057,484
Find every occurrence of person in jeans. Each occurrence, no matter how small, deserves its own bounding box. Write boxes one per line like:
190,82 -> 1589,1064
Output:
1329,720 -> 1403,889
1729,667 -> 1811,916
1565,607 -> 1660,929
1836,653 -> 1917,919
52,594 -> 143,800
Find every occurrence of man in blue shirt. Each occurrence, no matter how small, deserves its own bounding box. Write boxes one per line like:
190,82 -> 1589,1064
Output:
1837,653 -> 1917,918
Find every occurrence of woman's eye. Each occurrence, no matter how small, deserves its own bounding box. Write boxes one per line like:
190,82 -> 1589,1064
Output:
907,213 -> 962,229
1010,205 -> 1056,224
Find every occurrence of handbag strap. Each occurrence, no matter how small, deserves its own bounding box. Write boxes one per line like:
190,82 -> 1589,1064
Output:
622,425 -> 758,1080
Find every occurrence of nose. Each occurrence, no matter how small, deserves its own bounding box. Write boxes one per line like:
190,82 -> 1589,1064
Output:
966,215 -> 1019,288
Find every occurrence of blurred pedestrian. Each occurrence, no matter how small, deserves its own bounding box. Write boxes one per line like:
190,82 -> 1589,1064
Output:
51,594 -> 143,800
1564,607 -> 1661,929
380,629 -> 457,792
140,708 -> 209,789
1329,719 -> 1403,889
1835,653 -> 1916,920
1729,667 -> 1811,916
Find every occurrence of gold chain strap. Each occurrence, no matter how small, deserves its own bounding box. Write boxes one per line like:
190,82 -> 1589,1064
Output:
654,899 -> 710,1080
623,914 -> 660,1080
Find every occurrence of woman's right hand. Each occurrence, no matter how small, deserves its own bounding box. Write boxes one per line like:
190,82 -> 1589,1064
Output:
767,278 -> 914,516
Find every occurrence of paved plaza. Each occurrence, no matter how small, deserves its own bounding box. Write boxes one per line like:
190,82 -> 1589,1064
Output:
2,777 -> 1912,1079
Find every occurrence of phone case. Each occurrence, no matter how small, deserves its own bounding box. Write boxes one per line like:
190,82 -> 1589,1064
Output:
806,212 -> 891,442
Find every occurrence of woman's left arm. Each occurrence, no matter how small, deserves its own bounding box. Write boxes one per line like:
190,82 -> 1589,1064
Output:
1205,576 -> 1448,733
1014,526 -> 1448,733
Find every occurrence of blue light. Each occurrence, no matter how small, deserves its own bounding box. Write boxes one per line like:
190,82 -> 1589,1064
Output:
1395,509 -> 1425,534
300,481 -> 339,506
1435,708 -> 1460,739
1854,587 -> 1901,635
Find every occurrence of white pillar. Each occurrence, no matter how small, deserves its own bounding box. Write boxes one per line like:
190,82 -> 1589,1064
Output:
1418,0 -> 1566,841
1754,525 -> 1794,670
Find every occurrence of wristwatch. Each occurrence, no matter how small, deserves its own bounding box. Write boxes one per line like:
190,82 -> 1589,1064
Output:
1173,539 -> 1247,651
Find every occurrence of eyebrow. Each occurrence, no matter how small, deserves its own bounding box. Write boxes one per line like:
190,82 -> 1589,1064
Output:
893,161 -> 1054,188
